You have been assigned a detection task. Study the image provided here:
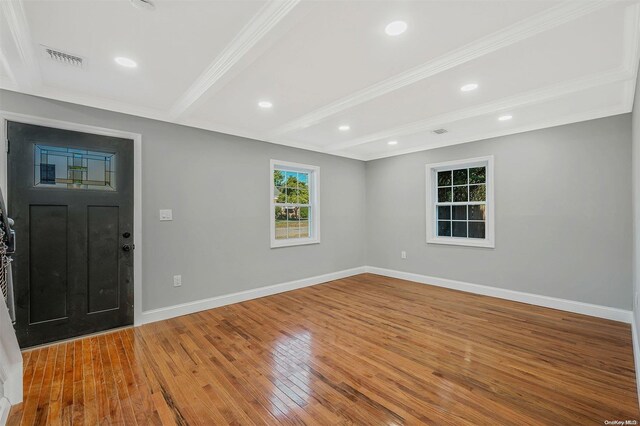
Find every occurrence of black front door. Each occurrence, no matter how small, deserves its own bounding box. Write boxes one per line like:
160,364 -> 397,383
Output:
7,121 -> 134,348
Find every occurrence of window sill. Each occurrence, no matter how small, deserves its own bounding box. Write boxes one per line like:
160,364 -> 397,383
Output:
271,238 -> 320,249
427,237 -> 494,248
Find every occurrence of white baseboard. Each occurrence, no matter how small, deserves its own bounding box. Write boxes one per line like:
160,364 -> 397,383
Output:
141,265 -> 634,325
140,267 -> 367,324
365,266 -> 633,324
0,397 -> 10,426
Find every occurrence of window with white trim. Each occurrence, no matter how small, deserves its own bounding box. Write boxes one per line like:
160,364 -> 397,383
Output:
270,160 -> 320,248
426,156 -> 494,248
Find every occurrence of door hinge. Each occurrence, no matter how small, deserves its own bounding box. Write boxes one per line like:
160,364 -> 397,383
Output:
6,139 -> 9,154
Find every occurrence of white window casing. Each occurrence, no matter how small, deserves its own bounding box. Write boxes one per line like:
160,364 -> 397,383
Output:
426,156 -> 494,248
270,159 -> 320,248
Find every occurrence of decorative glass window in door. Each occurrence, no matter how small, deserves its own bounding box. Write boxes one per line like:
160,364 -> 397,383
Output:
34,144 -> 117,191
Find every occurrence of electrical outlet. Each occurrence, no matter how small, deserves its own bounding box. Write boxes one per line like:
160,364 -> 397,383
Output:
159,209 -> 173,221
173,275 -> 182,287
401,251 -> 407,259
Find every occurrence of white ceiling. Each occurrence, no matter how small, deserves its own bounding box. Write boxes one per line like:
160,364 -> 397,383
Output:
1,0 -> 639,161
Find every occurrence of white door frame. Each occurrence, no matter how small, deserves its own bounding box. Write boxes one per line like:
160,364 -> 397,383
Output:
0,111 -> 144,326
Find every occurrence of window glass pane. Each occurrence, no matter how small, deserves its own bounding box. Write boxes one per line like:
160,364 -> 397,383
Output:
437,171 -> 452,187
438,221 -> 451,237
452,221 -> 467,237
452,205 -> 467,220
288,220 -> 301,238
469,222 -> 486,239
299,206 -> 309,219
274,207 -> 287,240
429,161 -> 491,244
34,144 -> 116,191
274,186 -> 286,203
285,171 -> 297,188
469,167 -> 486,184
468,205 -> 486,221
437,206 -> 451,220
274,169 -> 285,187
453,186 -> 468,202
299,207 -> 310,238
438,187 -> 452,202
452,169 -> 468,185
297,179 -> 310,204
469,184 -> 486,201
272,164 -> 316,245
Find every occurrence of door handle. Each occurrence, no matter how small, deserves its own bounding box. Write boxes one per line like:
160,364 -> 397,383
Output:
122,244 -> 132,252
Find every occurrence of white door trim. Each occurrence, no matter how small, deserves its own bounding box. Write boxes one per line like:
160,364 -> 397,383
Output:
0,111 -> 144,326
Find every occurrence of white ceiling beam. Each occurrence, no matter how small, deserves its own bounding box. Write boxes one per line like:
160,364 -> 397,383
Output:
168,0 -> 300,120
270,0 -> 615,137
0,0 -> 41,90
325,67 -> 632,152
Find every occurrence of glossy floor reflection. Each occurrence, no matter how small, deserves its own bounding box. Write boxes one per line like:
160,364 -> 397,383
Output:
8,273 -> 640,424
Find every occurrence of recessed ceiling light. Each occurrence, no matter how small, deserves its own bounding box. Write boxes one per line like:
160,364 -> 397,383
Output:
114,57 -> 137,68
460,83 -> 478,92
338,125 -> 351,131
385,21 -> 407,36
387,140 -> 398,145
258,101 -> 273,109
498,114 -> 513,121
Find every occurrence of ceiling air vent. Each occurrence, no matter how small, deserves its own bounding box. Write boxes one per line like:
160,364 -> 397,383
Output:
42,46 -> 84,68
432,128 -> 448,135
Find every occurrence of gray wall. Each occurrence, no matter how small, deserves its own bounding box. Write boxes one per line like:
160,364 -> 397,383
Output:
0,89 -> 634,313
633,68 -> 640,326
0,90 -> 366,311
366,114 -> 633,310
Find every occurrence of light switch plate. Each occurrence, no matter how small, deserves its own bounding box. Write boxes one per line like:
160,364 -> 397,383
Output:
159,209 -> 173,221
173,275 -> 182,287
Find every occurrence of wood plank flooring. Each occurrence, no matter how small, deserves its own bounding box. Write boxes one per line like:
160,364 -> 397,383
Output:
7,273 -> 639,425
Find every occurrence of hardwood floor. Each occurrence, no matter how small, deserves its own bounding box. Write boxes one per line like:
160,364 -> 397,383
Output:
7,273 -> 639,425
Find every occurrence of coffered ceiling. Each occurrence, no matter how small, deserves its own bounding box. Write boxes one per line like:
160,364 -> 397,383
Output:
1,0 -> 639,160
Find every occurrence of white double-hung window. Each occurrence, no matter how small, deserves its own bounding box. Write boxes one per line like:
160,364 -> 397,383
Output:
426,156 -> 494,248
270,160 -> 320,248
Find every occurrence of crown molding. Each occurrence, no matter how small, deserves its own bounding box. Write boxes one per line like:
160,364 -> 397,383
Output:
270,0 -> 614,137
0,0 -> 41,90
168,0 -> 300,120
358,103 -> 630,161
327,67 -> 631,152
